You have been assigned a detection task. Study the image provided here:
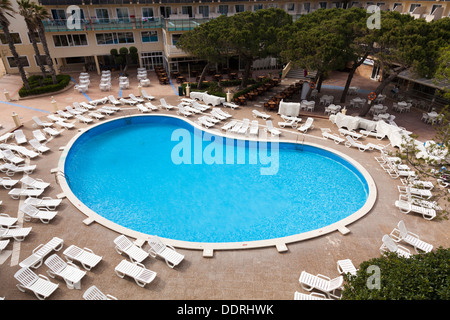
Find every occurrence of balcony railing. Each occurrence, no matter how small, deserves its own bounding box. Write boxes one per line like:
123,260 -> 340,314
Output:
42,17 -> 163,32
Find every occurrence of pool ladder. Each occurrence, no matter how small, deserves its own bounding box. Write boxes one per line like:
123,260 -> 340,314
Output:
296,134 -> 305,151
54,170 -> 71,186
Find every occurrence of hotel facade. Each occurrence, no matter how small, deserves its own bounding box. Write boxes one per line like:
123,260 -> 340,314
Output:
1,1 -> 449,87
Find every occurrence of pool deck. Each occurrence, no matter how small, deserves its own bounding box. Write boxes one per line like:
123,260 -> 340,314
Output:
0,69 -> 449,301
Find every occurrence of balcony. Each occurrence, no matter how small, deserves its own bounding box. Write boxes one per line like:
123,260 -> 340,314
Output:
42,17 -> 163,32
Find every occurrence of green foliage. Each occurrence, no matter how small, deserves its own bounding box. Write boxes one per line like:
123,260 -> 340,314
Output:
110,48 -> 118,56
18,74 -> 71,97
342,247 -> 450,300
119,47 -> 128,55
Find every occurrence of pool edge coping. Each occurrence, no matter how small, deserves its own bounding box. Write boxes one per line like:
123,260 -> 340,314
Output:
56,113 -> 377,253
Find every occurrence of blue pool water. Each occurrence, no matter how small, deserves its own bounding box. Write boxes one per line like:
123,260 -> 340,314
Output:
65,116 -> 369,243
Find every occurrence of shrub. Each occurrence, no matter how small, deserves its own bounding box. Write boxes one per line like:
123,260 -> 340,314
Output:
18,74 -> 71,98
341,247 -> 450,300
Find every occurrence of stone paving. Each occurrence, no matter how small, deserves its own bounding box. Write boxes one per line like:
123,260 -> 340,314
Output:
0,68 -> 448,301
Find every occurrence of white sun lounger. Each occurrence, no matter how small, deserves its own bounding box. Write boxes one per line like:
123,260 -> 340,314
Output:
114,259 -> 157,287
136,104 -> 149,113
141,89 -> 155,101
397,185 -> 432,199
278,119 -> 299,129
204,116 -> 221,124
0,163 -> 36,176
97,107 -> 114,115
160,98 -> 175,110
394,200 -> 436,220
2,144 -> 39,160
222,102 -> 239,109
114,235 -> 149,263
192,101 -> 210,112
0,213 -> 18,227
0,177 -> 19,189
32,130 -> 47,142
24,197 -> 62,210
32,116 -> 53,128
20,204 -> 57,224
45,254 -> 86,290
0,239 -> 9,251
360,129 -> 385,140
29,139 -> 50,154
119,98 -> 137,106
54,120 -> 75,129
79,101 -> 95,110
108,95 -> 122,106
379,234 -> 411,258
83,285 -> 118,300
298,271 -> 343,299
65,106 -> 83,115
237,119 -> 250,134
249,120 -> 259,136
129,94 -> 144,103
88,112 -> 105,120
294,292 -> 329,300
9,188 -> 44,199
336,259 -> 358,276
19,237 -> 64,269
344,136 -> 372,152
197,116 -> 215,128
176,105 -> 192,117
20,176 -> 50,189
213,108 -> 232,118
298,117 -> 314,134
144,102 -> 159,111
339,128 -> 363,140
75,115 -> 94,124
389,220 -> 433,253
89,97 -> 108,106
252,109 -> 270,120
0,225 -> 32,241
400,178 -> 433,190
56,110 -> 73,119
1,149 -> 24,165
14,267 -> 59,300
322,129 -> 345,144
13,130 -> 27,144
222,120 -> 237,131
148,235 -> 185,268
265,120 -> 281,136
229,121 -> 243,133
63,245 -> 102,271
0,132 -> 14,143
43,127 -> 62,137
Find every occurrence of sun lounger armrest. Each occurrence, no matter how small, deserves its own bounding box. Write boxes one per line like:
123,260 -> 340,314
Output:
166,244 -> 177,252
38,274 -> 52,282
107,294 -> 118,300
398,244 -> 411,254
406,230 -> 420,239
83,247 -> 94,254
316,273 -> 332,281
389,228 -> 402,242
32,244 -> 44,254
67,261 -> 80,269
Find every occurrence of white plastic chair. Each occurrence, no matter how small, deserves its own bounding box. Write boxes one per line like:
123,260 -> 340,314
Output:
148,235 -> 185,268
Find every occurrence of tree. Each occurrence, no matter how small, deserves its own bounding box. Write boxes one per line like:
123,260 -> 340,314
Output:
225,9 -> 292,88
17,0 -> 46,79
280,9 -> 350,93
0,0 -> 30,89
32,3 -> 57,84
342,248 -> 450,300
359,13 -> 450,116
176,15 -> 230,89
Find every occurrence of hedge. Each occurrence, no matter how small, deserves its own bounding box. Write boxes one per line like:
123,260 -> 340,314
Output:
18,74 -> 71,98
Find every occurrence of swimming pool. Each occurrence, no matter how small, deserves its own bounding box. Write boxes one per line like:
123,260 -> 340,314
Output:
60,115 -> 376,249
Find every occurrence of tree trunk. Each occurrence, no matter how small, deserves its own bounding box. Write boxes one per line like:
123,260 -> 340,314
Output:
359,66 -> 408,117
198,62 -> 212,89
28,25 -> 47,79
340,53 -> 370,103
0,16 -> 30,90
37,22 -> 57,84
240,57 -> 253,89
316,70 -> 324,92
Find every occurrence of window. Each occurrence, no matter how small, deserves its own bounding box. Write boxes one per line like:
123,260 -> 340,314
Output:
287,3 -> 295,12
7,56 -> 30,68
53,34 -> 88,47
431,5 -> 442,15
51,9 -> 66,20
116,8 -> 129,22
254,4 -> 263,11
95,8 -> 109,23
160,6 -> 171,18
34,55 -> 49,66
393,3 -> 402,10
199,6 -> 209,18
303,3 -> 311,13
319,2 -> 327,9
28,32 -> 41,44
65,57 -> 85,64
409,4 -> 421,13
0,33 -> 22,45
141,31 -> 158,43
182,6 -> 193,17
95,32 -> 134,45
172,34 -> 181,45
235,5 -> 245,13
218,5 -> 228,15
142,7 -> 154,18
